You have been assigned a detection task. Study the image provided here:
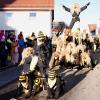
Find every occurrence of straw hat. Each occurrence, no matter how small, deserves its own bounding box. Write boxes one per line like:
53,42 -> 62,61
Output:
37,31 -> 46,39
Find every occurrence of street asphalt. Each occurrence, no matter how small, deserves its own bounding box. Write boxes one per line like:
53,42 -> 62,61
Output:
0,66 -> 22,88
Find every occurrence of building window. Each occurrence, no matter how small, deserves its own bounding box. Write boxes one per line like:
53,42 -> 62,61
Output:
6,13 -> 12,17
29,13 -> 36,17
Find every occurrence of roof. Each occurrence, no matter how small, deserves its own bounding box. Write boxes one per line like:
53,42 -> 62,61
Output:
88,24 -> 97,31
0,0 -> 54,10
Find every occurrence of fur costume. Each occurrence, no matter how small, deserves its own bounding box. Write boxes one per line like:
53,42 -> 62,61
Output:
65,53 -> 75,64
20,47 -> 34,65
73,30 -> 81,45
36,31 -> 49,77
52,34 -> 59,46
80,52 -> 91,67
76,44 -> 86,53
47,69 -> 64,99
96,34 -> 100,42
19,47 -> 35,97
49,51 -> 60,68
56,28 -> 71,53
66,42 -> 77,55
94,35 -> 100,52
65,43 -> 86,65
58,41 -> 77,66
62,2 -> 90,29
51,34 -> 59,52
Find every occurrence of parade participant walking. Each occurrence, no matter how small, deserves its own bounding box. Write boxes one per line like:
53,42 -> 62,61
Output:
36,31 -> 50,78
47,68 -> 65,99
57,26 -> 71,53
18,47 -> 35,98
29,31 -> 50,92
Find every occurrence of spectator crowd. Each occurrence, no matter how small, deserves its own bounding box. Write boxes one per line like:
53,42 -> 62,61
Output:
0,31 -> 32,68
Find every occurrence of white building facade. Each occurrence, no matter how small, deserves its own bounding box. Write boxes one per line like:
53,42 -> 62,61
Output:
0,0 -> 54,37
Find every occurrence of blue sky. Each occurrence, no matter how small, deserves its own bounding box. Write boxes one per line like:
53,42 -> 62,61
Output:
54,0 -> 100,30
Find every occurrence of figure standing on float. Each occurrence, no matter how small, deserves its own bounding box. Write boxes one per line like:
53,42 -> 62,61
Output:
61,2 -> 90,29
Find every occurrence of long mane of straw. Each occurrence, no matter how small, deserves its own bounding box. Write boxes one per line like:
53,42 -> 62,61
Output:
70,3 -> 80,14
22,47 -> 34,59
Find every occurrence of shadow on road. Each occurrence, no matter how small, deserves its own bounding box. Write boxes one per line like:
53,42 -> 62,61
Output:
0,86 -> 40,100
0,88 -> 18,100
60,69 -> 91,97
0,68 -> 91,100
0,66 -> 23,100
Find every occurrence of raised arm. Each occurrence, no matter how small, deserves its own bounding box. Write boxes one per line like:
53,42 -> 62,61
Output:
81,2 -> 90,12
62,5 -> 70,12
